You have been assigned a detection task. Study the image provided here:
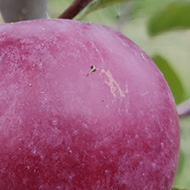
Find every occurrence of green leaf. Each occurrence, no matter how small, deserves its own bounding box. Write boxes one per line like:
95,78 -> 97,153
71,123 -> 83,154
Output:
174,150 -> 185,185
174,117 -> 190,186
130,0 -> 176,18
176,151 -> 185,179
77,0 -> 132,19
172,188 -> 190,190
148,3 -> 190,36
152,55 -> 185,104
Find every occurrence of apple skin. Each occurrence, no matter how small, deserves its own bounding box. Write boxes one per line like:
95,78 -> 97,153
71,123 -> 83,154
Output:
0,19 -> 180,190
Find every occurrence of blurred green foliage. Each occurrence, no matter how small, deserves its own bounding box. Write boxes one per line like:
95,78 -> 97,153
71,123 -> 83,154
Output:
148,3 -> 190,36
152,55 -> 185,104
172,187 -> 190,190
48,0 -> 190,188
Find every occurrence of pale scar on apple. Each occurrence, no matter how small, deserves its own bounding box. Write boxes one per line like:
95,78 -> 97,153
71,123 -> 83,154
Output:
140,53 -> 146,61
101,69 -> 126,98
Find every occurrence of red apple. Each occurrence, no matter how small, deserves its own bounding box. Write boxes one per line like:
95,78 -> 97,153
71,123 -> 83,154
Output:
0,19 -> 180,190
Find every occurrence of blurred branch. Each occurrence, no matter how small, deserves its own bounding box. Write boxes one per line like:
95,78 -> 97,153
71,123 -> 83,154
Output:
0,0 -> 48,23
58,0 -> 93,19
177,99 -> 190,118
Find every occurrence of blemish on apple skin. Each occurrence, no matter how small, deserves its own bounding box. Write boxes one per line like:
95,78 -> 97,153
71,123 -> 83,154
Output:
32,149 -> 37,155
125,84 -> 129,94
28,83 -> 32,87
52,119 -> 58,126
87,65 -> 96,76
101,69 -> 125,98
79,43 -> 85,48
141,53 -> 146,61
152,162 -> 157,169
40,90 -> 45,94
67,147 -> 73,153
141,91 -> 148,96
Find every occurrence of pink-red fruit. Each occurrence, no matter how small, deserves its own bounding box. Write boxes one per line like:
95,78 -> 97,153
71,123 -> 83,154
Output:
0,19 -> 180,190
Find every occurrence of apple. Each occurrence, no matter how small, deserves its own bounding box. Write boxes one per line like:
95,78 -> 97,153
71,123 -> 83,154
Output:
0,19 -> 180,190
